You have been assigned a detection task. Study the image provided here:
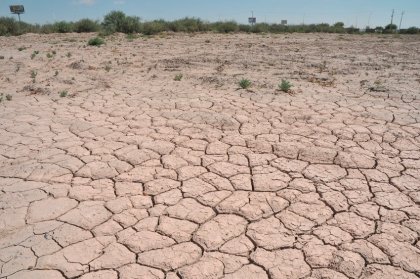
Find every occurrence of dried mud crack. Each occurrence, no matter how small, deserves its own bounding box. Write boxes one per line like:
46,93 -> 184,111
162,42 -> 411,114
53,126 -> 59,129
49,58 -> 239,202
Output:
0,33 -> 420,279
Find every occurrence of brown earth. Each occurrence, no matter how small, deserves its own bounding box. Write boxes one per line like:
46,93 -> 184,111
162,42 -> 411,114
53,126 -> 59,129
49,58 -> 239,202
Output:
0,32 -> 420,279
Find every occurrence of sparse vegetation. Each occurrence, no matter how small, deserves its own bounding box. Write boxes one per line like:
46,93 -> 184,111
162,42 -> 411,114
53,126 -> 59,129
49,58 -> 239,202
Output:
105,64 -> 112,72
66,52 -> 72,58
88,37 -> 105,47
59,90 -> 68,97
74,18 -> 100,33
46,52 -> 54,59
126,33 -> 139,41
54,70 -> 59,77
102,11 -> 141,34
239,78 -> 252,89
31,51 -> 39,60
18,46 -> 26,51
279,79 -> 293,92
1,12 -> 419,36
0,93 -> 11,102
31,70 -> 37,79
174,74 -> 183,81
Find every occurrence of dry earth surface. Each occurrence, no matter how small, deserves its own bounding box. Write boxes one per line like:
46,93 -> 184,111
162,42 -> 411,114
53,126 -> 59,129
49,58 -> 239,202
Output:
1,32 -> 420,279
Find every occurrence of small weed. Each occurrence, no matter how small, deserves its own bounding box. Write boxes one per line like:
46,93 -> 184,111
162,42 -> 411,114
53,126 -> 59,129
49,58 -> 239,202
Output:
52,50 -> 57,55
174,74 -> 183,81
279,79 -> 293,92
31,51 -> 39,60
46,53 -> 54,59
54,70 -> 59,77
105,64 -> 112,72
59,90 -> 68,97
66,52 -> 72,58
6,94 -> 12,101
15,65 -> 20,72
205,39 -> 211,43
18,46 -> 26,51
319,60 -> 327,72
31,70 -> 37,79
126,34 -> 139,41
87,37 -> 105,47
239,78 -> 252,89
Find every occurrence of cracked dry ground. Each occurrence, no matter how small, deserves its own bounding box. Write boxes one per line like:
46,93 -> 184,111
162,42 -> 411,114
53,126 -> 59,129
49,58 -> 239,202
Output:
1,33 -> 420,279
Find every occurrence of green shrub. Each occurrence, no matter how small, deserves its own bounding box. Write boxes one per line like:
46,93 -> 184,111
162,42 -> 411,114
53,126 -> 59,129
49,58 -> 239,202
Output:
174,74 -> 183,81
88,37 -> 105,46
279,79 -> 293,92
74,19 -> 100,33
253,23 -> 270,33
102,11 -> 141,34
211,21 -> 239,33
169,17 -> 209,32
141,20 -> 168,35
53,21 -> 73,33
384,23 -> 397,33
59,90 -> 68,97
400,27 -> 419,34
238,24 -> 252,33
239,79 -> 252,89
0,17 -> 20,36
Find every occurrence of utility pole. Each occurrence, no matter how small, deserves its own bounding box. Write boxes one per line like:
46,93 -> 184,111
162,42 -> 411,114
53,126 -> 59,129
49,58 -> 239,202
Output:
390,9 -> 395,25
399,11 -> 405,30
367,12 -> 372,28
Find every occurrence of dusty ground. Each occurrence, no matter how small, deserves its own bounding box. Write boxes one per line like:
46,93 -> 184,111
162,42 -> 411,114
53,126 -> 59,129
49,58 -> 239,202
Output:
0,32 -> 420,279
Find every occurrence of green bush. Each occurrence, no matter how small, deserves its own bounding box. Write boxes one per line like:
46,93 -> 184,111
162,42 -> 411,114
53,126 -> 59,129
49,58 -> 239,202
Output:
400,27 -> 419,34
87,37 -> 105,46
279,79 -> 293,92
59,90 -> 68,97
103,11 -> 126,33
174,74 -> 183,81
238,24 -> 252,33
102,11 -> 141,34
53,21 -> 73,33
0,17 -> 20,36
239,78 -> 252,89
383,24 -> 397,34
74,19 -> 100,33
253,23 -> 270,33
211,21 -> 239,33
141,20 -> 168,35
169,17 -> 209,32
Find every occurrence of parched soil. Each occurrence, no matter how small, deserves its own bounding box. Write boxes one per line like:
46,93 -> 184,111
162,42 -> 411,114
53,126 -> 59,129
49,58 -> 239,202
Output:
0,32 -> 420,279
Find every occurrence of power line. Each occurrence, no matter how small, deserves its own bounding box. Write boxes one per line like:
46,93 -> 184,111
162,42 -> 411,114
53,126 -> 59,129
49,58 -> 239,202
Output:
390,9 -> 394,25
399,11 -> 405,30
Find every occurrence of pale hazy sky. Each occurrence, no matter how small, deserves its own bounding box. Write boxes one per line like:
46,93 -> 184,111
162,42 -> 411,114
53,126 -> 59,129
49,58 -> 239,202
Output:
2,0 -> 419,28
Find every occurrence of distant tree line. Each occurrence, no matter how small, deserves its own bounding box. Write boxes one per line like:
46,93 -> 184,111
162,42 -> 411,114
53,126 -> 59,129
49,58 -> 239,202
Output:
1,11 -> 419,36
